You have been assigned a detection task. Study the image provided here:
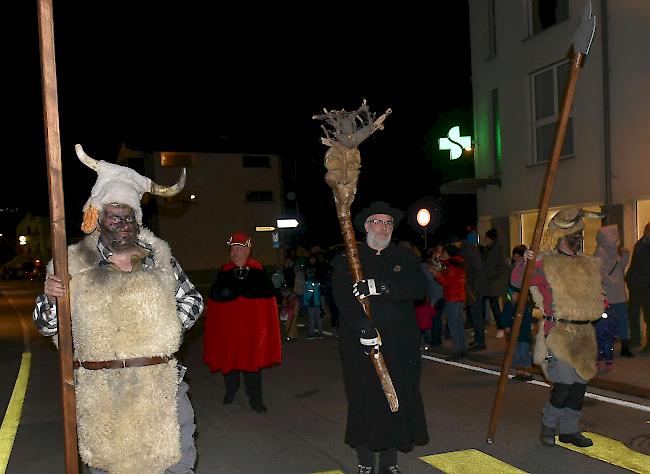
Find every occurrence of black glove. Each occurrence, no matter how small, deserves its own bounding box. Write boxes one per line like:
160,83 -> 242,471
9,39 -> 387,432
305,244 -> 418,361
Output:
352,279 -> 390,299
357,318 -> 380,355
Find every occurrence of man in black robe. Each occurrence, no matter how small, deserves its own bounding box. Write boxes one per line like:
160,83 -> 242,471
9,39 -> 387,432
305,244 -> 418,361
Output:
332,201 -> 429,474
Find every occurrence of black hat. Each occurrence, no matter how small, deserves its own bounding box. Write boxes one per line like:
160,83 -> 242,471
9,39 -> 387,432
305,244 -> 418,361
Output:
354,201 -> 405,233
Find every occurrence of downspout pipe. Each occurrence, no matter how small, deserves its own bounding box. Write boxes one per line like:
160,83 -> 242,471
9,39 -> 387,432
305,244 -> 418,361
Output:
601,0 -> 612,223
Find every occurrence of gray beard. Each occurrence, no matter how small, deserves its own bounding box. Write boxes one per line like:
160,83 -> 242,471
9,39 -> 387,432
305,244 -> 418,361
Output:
367,231 -> 390,252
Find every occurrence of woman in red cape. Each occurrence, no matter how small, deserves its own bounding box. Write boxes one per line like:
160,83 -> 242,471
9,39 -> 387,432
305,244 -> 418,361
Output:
203,232 -> 281,412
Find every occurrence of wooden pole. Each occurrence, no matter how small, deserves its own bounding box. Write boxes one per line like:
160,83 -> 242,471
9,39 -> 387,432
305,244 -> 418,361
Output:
37,0 -> 79,471
314,103 -> 398,411
486,52 -> 584,443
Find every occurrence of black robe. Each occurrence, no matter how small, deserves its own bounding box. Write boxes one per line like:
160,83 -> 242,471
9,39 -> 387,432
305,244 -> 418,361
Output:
332,242 -> 429,452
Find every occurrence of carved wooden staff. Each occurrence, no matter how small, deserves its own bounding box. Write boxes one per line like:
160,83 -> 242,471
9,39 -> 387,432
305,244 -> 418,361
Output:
486,1 -> 596,443
37,0 -> 80,471
313,101 -> 399,412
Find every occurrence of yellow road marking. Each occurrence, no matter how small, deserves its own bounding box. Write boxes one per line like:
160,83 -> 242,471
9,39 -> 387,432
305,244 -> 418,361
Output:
557,432 -> 650,474
0,353 -> 31,474
421,449 -> 527,473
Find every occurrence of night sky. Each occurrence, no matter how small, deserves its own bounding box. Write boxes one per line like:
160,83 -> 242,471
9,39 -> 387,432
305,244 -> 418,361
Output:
8,2 -> 474,248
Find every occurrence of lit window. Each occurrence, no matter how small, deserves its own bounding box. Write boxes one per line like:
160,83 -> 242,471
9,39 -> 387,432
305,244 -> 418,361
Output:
531,60 -> 574,164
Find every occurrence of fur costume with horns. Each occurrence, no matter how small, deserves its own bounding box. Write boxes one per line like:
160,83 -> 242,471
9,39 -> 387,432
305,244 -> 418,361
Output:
63,146 -> 189,473
530,208 -> 606,380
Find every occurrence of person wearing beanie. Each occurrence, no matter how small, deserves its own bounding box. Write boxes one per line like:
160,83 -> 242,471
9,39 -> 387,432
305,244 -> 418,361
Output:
33,145 -> 204,473
203,231 -> 282,413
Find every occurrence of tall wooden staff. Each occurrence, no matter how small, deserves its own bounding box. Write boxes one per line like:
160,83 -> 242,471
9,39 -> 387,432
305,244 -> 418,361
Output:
313,100 -> 399,412
486,1 -> 596,443
37,0 -> 80,471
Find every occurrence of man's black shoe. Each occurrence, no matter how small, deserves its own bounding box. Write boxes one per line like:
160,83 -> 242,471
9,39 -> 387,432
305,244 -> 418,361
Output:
559,432 -> 593,447
620,347 -> 634,358
250,401 -> 268,413
223,392 -> 236,405
378,466 -> 402,473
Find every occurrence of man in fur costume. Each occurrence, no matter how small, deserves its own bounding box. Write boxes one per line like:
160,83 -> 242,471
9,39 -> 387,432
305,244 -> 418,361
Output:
332,201 -> 429,474
202,231 -> 282,413
33,145 -> 204,474
516,208 -> 605,448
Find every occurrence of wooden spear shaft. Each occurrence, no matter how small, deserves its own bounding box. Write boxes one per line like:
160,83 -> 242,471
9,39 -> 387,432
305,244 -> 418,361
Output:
486,52 -> 585,443
37,0 -> 79,471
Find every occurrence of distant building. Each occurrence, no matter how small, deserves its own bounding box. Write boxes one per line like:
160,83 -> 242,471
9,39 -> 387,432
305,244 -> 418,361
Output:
462,0 -> 649,252
118,145 -> 285,271
15,212 -> 51,262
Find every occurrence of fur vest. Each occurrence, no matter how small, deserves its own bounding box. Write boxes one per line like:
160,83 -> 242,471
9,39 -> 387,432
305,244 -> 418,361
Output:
69,229 -> 182,473
544,253 -> 602,381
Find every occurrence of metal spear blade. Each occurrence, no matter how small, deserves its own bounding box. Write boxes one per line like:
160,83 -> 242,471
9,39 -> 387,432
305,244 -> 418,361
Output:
572,0 -> 596,55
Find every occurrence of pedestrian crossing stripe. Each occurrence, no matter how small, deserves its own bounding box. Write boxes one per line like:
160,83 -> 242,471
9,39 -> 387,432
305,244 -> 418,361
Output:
556,432 -> 650,474
421,449 -> 527,473
0,353 -> 31,474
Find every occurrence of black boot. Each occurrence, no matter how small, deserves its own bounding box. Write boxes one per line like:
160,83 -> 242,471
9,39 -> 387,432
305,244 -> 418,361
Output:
378,466 -> 402,473
621,340 -> 634,358
540,424 -> 555,447
559,432 -> 593,447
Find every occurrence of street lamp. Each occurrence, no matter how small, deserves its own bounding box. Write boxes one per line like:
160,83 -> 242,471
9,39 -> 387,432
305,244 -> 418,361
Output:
416,209 -> 430,250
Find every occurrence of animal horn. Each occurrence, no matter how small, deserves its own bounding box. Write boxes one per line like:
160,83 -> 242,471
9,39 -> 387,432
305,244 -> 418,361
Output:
581,209 -> 607,219
75,144 -> 100,171
552,210 -> 583,229
150,168 -> 186,197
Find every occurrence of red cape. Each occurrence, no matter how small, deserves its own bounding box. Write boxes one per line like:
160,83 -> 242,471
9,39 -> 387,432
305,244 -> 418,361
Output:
203,262 -> 281,373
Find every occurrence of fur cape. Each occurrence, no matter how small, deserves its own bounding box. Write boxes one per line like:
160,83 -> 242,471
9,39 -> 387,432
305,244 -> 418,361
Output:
543,253 -> 603,381
68,229 -> 183,473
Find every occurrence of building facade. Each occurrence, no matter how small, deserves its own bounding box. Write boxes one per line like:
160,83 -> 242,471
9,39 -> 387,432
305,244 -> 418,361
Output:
467,0 -> 649,253
120,147 -> 284,272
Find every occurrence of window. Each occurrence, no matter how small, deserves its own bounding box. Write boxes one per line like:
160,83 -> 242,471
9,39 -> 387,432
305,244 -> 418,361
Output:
519,205 -> 602,254
529,0 -> 569,36
531,60 -> 574,164
637,199 -> 650,240
242,155 -> 270,168
490,88 -> 502,175
161,154 -> 193,167
245,191 -> 273,202
487,0 -> 497,58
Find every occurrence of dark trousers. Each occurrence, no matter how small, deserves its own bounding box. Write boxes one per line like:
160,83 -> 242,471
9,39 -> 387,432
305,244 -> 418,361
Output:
482,295 -> 504,329
468,289 -> 485,345
224,370 -> 263,403
431,298 -> 445,346
628,289 -> 650,347
355,445 -> 398,468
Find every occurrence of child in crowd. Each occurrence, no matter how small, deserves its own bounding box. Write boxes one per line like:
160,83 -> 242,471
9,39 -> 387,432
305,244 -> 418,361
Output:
280,287 -> 299,341
500,245 -> 534,381
433,245 -> 467,360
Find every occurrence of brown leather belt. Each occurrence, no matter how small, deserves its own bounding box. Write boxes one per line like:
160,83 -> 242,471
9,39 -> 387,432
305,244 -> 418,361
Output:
73,356 -> 170,370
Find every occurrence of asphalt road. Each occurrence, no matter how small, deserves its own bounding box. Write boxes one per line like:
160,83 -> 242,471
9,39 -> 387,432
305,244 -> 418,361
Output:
1,281 -> 648,474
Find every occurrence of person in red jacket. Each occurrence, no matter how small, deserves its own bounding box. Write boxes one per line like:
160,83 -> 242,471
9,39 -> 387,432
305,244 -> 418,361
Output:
433,245 -> 467,360
203,232 -> 282,413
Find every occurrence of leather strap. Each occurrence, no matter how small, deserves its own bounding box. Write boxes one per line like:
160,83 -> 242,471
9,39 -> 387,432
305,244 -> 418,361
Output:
73,356 -> 170,370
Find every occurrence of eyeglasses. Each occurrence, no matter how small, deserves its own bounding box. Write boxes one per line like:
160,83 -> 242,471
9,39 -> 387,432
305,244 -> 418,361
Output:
366,219 -> 394,228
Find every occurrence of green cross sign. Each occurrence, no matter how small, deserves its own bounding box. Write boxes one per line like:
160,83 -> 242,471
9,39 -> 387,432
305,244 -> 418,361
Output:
438,126 -> 472,160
